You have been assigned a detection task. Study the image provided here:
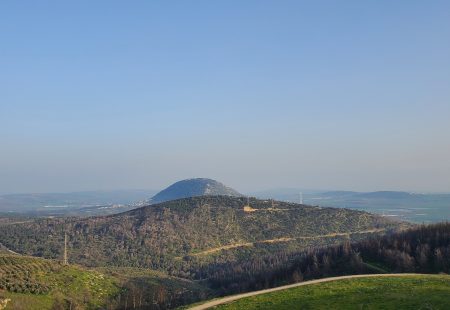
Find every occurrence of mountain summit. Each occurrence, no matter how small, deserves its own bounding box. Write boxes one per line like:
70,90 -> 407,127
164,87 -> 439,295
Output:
150,178 -> 242,204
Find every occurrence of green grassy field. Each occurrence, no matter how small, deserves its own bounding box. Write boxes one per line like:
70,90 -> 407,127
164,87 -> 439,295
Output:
214,275 -> 450,310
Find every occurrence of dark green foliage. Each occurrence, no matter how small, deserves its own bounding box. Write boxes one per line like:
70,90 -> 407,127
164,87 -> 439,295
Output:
357,221 -> 450,273
200,222 -> 450,294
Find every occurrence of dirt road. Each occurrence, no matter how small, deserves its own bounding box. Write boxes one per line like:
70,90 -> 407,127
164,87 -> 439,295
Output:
191,228 -> 385,256
188,273 -> 426,310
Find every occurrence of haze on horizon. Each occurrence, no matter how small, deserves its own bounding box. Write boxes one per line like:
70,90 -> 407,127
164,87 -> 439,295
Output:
1,1 -> 450,195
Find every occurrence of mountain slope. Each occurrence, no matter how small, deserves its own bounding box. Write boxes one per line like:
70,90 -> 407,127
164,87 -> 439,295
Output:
0,254 -> 119,309
0,196 -> 401,277
150,178 -> 242,204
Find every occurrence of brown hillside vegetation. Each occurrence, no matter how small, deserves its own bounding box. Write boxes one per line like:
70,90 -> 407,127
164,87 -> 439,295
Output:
0,196 -> 401,277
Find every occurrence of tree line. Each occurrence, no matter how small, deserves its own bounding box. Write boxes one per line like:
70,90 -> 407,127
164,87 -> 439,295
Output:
195,222 -> 450,295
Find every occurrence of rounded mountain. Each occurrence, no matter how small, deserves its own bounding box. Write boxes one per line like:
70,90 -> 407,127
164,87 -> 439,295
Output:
150,178 -> 242,204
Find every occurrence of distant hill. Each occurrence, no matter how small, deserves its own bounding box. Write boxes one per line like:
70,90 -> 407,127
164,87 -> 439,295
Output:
0,196 -> 400,276
150,178 -> 242,203
319,191 -> 360,198
354,191 -> 422,199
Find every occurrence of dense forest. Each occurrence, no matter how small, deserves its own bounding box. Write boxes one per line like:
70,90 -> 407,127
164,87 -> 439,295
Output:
198,222 -> 450,295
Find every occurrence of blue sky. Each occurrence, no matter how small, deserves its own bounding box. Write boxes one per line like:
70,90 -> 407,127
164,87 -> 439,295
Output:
1,1 -> 450,193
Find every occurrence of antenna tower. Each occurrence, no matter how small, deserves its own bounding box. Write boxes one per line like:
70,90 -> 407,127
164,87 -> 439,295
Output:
63,231 -> 68,265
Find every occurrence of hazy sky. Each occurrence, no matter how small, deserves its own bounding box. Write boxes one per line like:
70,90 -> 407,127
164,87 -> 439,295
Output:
1,1 -> 450,194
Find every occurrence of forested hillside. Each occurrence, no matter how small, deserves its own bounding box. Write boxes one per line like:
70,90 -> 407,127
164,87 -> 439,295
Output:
0,196 -> 399,276
1,220 -> 448,309
200,222 -> 450,294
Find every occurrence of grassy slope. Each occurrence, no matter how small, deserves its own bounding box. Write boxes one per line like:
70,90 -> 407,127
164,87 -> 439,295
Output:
0,254 -> 210,310
0,254 -> 119,309
213,275 -> 450,310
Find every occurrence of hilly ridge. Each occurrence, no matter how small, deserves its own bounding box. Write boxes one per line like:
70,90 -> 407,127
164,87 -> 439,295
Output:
0,196 -> 401,278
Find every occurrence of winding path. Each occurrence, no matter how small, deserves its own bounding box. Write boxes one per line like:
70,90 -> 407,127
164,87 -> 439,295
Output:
191,228 -> 385,256
188,273 -> 428,310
